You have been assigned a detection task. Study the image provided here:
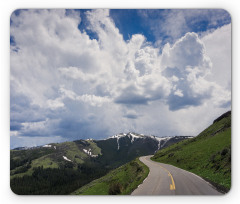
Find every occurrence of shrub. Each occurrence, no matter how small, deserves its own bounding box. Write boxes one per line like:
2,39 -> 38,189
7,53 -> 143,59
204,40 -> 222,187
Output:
108,183 -> 122,195
136,166 -> 143,172
168,153 -> 174,158
221,148 -> 228,156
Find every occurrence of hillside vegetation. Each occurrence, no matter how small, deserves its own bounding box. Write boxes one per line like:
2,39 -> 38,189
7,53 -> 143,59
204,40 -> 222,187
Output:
10,133 -> 169,194
152,111 -> 231,191
71,158 -> 149,195
10,140 -> 107,194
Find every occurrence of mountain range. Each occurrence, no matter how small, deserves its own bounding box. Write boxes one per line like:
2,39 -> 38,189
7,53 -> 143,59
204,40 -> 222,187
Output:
10,132 -> 192,194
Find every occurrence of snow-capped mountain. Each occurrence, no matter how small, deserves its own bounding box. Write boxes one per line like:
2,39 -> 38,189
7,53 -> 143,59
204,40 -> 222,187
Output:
107,132 -> 193,152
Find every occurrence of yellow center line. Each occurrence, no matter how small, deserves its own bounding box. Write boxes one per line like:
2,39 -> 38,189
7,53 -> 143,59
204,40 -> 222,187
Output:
158,164 -> 176,190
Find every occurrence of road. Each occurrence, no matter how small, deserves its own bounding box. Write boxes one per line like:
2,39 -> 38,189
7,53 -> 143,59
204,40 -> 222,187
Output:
131,155 -> 222,195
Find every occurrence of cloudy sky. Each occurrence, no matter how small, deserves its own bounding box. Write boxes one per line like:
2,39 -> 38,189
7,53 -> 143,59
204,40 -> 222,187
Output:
10,9 -> 231,148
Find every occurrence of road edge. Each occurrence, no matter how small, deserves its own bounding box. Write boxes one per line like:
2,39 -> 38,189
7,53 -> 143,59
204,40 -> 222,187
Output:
150,156 -> 228,194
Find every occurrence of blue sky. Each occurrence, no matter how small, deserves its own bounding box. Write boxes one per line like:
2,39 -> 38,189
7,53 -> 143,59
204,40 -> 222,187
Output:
110,9 -> 231,44
10,9 -> 231,148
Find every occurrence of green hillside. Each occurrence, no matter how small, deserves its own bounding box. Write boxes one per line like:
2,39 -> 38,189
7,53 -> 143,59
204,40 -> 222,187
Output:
10,133 -> 163,194
71,158 -> 149,195
152,111 -> 231,192
10,140 -> 108,194
10,140 -> 101,178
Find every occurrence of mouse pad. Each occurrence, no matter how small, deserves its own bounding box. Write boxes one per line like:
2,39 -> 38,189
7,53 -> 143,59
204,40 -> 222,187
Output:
10,9 -> 231,195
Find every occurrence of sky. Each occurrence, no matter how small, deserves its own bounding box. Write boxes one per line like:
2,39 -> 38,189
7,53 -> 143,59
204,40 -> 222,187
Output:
10,9 -> 231,148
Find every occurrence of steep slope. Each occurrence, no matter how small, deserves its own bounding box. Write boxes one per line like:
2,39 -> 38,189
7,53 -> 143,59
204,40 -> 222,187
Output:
71,158 -> 149,195
152,111 -> 231,192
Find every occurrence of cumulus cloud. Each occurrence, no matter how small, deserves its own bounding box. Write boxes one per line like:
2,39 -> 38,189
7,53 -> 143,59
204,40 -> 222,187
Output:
161,32 -> 212,71
10,9 -> 231,148
160,32 -> 230,110
201,24 -> 231,91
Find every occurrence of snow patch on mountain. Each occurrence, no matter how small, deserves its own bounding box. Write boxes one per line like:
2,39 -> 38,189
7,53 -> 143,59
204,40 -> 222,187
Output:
43,144 -> 52,148
109,133 -> 127,139
83,148 -> 91,155
63,156 -> 72,162
83,148 -> 98,157
117,137 -> 120,150
109,133 -> 126,150
128,133 -> 142,143
158,140 -> 161,150
107,132 -> 193,151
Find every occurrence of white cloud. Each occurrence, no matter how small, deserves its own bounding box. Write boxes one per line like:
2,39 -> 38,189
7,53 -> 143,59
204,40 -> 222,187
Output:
47,98 -> 65,110
76,94 -> 111,107
161,32 -> 212,72
10,9 -> 231,147
161,32 -> 230,110
59,66 -> 95,81
86,9 -> 128,59
174,89 -> 184,97
201,24 -> 231,91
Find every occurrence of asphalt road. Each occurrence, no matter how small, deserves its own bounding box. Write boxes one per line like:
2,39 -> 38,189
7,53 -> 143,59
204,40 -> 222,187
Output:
131,155 -> 222,195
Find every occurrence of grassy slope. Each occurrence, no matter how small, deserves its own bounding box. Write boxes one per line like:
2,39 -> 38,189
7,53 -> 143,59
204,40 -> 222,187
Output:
152,114 -> 231,190
71,158 -> 149,195
10,140 -> 103,178
10,147 -> 57,178
58,141 -> 88,164
10,155 -> 59,179
86,140 -> 102,155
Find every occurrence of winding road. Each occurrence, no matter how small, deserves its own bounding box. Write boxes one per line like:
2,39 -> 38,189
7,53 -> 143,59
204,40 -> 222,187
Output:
131,156 -> 222,195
